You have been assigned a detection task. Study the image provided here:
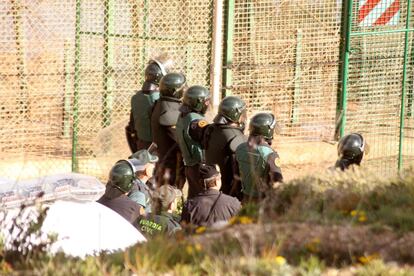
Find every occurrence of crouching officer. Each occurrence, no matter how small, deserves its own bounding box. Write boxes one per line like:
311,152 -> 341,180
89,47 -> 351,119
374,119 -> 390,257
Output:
176,85 -> 210,198
181,164 -> 241,227
97,160 -> 142,223
202,96 -> 247,197
334,133 -> 366,171
126,56 -> 172,152
135,184 -> 182,237
235,112 -> 283,201
151,72 -> 187,189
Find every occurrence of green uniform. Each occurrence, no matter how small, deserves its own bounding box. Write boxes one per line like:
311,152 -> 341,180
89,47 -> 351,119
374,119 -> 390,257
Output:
130,82 -> 160,147
235,142 -> 283,198
176,112 -> 205,166
135,212 -> 181,237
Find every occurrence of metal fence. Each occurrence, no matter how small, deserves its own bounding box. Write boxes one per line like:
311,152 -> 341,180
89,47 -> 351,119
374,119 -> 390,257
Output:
225,0 -> 414,174
0,0 -> 412,180
0,0 -> 213,180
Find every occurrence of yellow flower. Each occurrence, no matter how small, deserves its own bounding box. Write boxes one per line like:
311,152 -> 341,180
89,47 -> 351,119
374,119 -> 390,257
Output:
194,243 -> 202,252
358,253 -> 379,264
350,210 -> 358,217
358,215 -> 367,222
186,245 -> 194,254
238,216 -> 253,224
274,256 -> 286,266
195,226 -> 206,234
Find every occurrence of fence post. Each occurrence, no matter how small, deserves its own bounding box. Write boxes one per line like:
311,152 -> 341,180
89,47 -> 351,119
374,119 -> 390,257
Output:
291,29 -> 303,124
211,0 -> 224,107
102,0 -> 115,128
72,0 -> 82,172
222,0 -> 235,97
141,0 -> 149,77
398,0 -> 412,170
337,0 -> 354,139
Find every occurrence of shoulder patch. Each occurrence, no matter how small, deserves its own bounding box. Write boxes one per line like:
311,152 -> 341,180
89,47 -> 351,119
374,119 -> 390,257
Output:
274,157 -> 282,167
198,120 -> 208,128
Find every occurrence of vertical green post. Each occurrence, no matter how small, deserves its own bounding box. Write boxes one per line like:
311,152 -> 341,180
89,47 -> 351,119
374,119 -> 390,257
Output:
63,41 -> 71,138
338,0 -> 354,138
222,0 -> 235,97
141,0 -> 149,78
398,0 -> 412,170
291,29 -> 302,124
72,0 -> 82,172
102,0 -> 115,128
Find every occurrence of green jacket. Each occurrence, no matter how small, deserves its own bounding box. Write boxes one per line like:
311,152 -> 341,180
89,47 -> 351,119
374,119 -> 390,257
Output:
131,89 -> 160,142
235,142 -> 274,197
176,111 -> 204,166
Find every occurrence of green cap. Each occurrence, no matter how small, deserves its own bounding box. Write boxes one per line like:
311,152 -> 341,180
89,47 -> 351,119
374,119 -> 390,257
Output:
128,149 -> 159,171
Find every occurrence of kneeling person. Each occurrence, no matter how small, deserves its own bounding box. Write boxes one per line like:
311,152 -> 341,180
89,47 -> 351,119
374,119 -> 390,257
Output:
97,160 -> 142,223
181,165 -> 241,227
135,185 -> 182,237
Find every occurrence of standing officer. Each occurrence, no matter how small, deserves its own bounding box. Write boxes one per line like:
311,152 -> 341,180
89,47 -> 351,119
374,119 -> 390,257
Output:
151,73 -> 187,189
334,133 -> 366,171
202,96 -> 247,197
176,85 -> 210,198
235,112 -> 283,201
126,57 -> 172,152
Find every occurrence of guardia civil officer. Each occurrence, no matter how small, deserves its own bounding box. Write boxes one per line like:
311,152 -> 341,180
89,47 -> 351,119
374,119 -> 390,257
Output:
97,160 -> 142,223
151,73 -> 187,189
134,184 -> 182,237
334,133 -> 366,171
235,112 -> 283,201
181,164 -> 241,227
126,56 -> 172,153
202,96 -> 247,197
176,85 -> 210,198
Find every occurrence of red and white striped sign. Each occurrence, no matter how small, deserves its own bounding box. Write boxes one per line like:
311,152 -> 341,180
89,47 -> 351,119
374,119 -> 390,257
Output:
358,0 -> 400,27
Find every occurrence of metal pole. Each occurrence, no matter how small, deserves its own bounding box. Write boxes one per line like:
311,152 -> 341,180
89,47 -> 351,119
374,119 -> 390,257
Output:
291,29 -> 302,124
222,0 -> 235,97
72,0 -> 82,172
339,0 -> 354,138
398,0 -> 412,170
103,0 -> 114,128
141,0 -> 149,78
211,0 -> 224,107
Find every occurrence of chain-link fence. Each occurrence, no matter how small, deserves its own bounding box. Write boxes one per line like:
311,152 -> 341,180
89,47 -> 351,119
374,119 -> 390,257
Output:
225,0 -> 413,176
0,0 -> 213,180
0,0 -> 413,181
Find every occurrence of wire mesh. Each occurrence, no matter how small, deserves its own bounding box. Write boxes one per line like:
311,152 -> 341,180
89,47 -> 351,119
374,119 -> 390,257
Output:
345,0 -> 414,174
0,0 -> 213,180
229,0 -> 343,143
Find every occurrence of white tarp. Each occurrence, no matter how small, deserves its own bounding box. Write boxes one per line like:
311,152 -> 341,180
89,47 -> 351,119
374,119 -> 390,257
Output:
42,201 -> 146,257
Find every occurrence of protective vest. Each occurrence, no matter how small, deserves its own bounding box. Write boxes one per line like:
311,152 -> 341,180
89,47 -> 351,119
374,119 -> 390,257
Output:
151,97 -> 181,164
176,112 -> 204,166
131,90 -> 160,142
204,125 -> 246,166
235,143 -> 274,197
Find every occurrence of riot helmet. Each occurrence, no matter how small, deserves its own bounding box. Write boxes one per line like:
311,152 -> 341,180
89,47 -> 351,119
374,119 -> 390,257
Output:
144,55 -> 173,84
215,96 -> 247,128
159,73 -> 187,99
108,160 -> 135,193
337,133 -> 365,166
182,85 -> 211,114
248,112 -> 277,141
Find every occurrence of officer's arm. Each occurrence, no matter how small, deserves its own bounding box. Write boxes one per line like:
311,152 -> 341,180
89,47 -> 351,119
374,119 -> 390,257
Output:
189,119 -> 209,143
267,152 -> 283,183
166,126 -> 177,142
